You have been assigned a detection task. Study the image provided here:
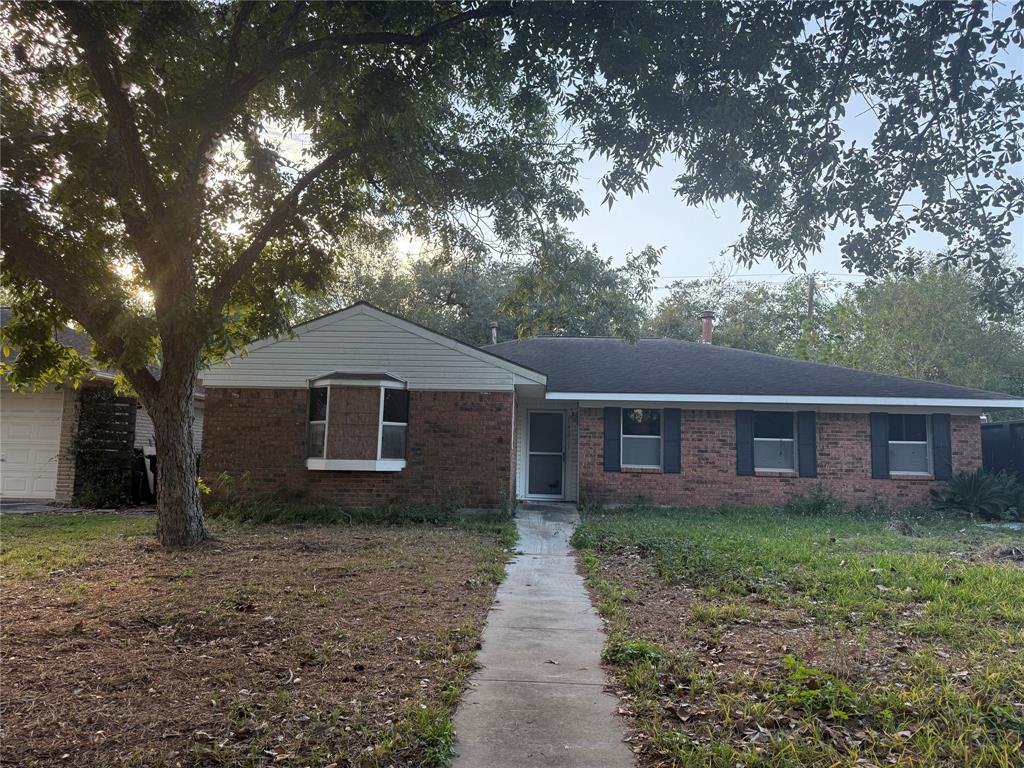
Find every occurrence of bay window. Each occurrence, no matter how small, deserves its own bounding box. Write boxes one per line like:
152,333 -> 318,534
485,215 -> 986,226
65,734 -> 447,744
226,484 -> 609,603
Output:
304,374 -> 409,471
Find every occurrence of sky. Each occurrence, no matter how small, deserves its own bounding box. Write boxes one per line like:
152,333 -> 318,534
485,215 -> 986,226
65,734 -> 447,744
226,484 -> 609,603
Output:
569,150 -> 1023,299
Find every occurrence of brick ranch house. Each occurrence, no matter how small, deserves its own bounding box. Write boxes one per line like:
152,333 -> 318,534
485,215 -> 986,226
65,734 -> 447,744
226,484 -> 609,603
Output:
200,302 -> 1024,509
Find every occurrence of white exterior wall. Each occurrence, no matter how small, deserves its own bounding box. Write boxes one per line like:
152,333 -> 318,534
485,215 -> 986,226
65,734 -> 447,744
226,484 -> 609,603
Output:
202,305 -> 542,392
515,396 -> 578,502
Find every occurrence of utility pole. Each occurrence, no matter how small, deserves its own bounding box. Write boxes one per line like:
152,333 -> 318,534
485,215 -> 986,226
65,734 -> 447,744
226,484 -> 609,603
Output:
807,273 -> 815,324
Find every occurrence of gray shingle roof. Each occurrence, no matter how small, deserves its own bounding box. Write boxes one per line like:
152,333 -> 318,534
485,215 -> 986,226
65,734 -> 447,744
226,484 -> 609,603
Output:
486,336 -> 1016,402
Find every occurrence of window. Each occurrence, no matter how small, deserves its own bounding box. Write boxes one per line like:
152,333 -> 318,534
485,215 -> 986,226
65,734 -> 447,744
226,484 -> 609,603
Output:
753,411 -> 797,471
380,389 -> 409,460
621,408 -> 662,468
888,414 -> 930,474
307,387 -> 328,458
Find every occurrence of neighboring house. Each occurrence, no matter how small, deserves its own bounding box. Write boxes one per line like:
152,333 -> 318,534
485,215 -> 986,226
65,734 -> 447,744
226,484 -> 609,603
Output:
200,302 -> 1024,509
0,309 -> 204,502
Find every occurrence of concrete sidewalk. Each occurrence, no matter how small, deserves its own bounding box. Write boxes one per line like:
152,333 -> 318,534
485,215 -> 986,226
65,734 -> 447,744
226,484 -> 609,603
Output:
452,503 -> 632,768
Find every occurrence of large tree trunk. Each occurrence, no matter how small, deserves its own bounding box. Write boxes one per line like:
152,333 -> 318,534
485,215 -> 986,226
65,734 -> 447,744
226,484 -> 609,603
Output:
146,357 -> 209,547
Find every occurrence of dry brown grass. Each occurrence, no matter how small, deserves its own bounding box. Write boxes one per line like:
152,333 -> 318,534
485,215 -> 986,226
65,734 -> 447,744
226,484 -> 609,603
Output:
1,514 -> 510,767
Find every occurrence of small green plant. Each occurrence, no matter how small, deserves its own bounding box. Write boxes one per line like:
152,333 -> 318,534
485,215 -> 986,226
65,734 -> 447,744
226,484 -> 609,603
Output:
930,469 -> 1013,521
778,655 -> 862,720
783,485 -> 844,516
603,638 -> 664,666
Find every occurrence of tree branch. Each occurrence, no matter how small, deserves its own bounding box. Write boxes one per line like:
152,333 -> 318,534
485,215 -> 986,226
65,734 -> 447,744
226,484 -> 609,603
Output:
1,219 -> 160,401
208,148 -> 353,313
276,4 -> 510,66
59,3 -> 164,218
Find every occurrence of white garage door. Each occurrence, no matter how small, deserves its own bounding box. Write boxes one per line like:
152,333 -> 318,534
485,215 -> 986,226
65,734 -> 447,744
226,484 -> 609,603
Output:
0,388 -> 64,499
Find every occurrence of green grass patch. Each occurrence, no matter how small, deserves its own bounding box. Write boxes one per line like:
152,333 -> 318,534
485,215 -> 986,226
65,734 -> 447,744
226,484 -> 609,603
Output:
573,505 -> 1024,645
575,505 -> 1024,767
0,513 -> 154,578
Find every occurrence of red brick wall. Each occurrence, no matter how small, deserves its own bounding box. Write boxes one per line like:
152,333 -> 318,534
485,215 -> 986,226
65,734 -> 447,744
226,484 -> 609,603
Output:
579,408 -> 982,508
326,386 -> 379,460
201,388 -> 514,508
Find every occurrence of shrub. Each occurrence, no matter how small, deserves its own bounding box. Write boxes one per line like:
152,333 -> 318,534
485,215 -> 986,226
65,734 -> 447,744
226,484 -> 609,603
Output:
930,469 -> 1013,521
783,485 -> 844,517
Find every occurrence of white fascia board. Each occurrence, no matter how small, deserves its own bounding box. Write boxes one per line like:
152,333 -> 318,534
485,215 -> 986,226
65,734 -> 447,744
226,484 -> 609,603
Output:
544,392 -> 1024,409
306,458 -> 406,472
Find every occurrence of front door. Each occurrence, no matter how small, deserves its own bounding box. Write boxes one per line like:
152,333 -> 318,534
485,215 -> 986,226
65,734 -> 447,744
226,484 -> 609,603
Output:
527,411 -> 564,498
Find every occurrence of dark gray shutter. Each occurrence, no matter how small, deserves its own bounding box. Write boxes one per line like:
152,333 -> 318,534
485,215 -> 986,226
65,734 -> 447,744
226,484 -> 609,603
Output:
931,413 -> 952,480
869,412 -> 890,479
603,407 -> 621,472
736,410 -> 754,476
797,411 -> 817,478
663,408 -> 681,474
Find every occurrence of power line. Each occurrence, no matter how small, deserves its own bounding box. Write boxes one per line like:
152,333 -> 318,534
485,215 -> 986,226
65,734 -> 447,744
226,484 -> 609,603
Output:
652,271 -> 868,280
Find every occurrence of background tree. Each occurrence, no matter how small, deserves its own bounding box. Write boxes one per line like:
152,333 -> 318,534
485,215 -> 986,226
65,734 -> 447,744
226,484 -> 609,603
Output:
822,263 -> 1024,416
651,257 -> 1024,419
649,265 -> 836,358
307,228 -> 659,344
4,2 -> 1022,545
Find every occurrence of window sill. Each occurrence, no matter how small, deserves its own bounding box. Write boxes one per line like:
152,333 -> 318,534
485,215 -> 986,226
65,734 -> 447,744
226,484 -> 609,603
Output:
306,459 -> 406,472
621,466 -> 663,474
754,469 -> 799,477
889,472 -> 934,481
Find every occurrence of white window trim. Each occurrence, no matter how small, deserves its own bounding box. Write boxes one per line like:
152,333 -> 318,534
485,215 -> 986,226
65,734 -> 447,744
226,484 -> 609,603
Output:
621,408 -> 663,469
888,416 -> 933,476
306,383 -> 409,471
753,412 -> 799,473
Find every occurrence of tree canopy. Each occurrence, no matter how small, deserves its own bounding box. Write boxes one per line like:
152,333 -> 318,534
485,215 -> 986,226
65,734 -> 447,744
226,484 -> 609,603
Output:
3,1 -> 1022,544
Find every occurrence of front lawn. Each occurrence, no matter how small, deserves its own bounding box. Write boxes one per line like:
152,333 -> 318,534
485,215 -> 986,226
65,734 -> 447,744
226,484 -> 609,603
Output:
0,512 -> 514,767
573,506 -> 1024,768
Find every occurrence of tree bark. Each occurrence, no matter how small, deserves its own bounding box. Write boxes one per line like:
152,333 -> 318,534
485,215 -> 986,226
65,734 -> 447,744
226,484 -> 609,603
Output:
145,357 -> 209,547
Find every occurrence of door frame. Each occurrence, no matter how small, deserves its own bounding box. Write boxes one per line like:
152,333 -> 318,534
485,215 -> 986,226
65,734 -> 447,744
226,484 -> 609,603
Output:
525,409 -> 566,500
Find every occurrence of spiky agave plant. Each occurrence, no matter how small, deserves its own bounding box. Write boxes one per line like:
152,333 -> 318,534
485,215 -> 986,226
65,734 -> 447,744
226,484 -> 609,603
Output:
930,470 -> 1012,522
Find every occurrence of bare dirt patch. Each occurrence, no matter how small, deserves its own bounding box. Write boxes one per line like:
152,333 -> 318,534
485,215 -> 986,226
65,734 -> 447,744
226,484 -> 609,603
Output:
1,522 -> 508,767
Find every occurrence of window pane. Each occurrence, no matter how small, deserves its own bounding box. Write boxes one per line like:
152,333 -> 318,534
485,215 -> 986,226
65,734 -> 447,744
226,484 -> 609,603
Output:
890,442 -> 929,473
307,422 -> 325,458
754,439 -> 795,470
308,387 -> 327,421
754,412 -> 793,439
888,414 -> 926,442
622,408 -> 661,436
904,415 -> 927,442
529,412 -> 563,453
888,414 -> 904,441
381,424 -> 406,459
622,436 -> 661,466
383,389 -> 409,423
528,454 -> 563,495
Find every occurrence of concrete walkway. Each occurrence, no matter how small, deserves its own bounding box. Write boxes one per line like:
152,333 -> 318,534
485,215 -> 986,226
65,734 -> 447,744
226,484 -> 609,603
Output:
452,503 -> 632,768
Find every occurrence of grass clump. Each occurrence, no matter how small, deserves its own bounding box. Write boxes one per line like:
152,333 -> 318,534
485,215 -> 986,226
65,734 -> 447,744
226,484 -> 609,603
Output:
604,638 -> 665,666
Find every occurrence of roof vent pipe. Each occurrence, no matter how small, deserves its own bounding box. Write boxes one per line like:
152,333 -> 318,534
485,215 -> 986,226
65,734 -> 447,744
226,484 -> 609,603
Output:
489,320 -> 498,345
699,311 -> 715,344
